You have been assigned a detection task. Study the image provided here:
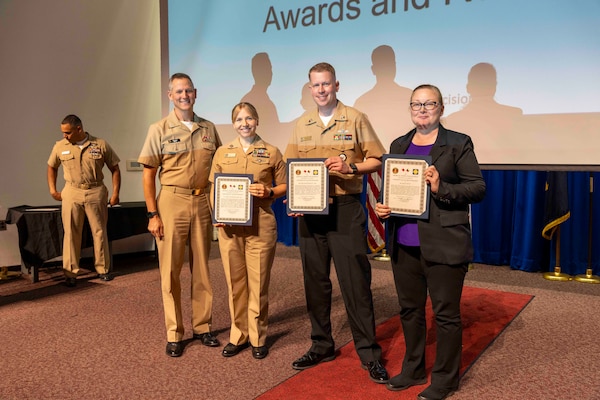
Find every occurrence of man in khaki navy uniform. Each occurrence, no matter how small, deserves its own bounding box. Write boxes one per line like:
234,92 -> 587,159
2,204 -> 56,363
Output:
209,102 -> 287,360
138,73 -> 222,358
47,114 -> 121,287
284,62 -> 389,384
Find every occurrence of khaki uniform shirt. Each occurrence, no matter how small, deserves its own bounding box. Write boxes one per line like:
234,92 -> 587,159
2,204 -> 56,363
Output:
48,133 -> 120,184
210,136 -> 286,205
284,101 -> 385,195
138,110 -> 221,189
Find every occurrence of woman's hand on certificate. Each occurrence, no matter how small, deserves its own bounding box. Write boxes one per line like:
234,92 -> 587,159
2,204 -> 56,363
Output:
424,165 -> 440,194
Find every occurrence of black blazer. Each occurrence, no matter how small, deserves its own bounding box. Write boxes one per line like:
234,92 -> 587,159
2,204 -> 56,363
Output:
387,124 -> 486,265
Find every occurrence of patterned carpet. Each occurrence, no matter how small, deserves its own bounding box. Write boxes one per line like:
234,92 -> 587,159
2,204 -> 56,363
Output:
1,242 -> 599,399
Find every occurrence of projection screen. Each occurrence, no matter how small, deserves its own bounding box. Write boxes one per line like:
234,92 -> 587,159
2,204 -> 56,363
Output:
166,0 -> 600,169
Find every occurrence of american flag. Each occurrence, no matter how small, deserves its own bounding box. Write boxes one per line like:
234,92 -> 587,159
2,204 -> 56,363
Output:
366,170 -> 385,253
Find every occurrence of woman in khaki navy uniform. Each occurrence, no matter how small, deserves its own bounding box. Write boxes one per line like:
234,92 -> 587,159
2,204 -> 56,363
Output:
138,73 -> 222,358
47,114 -> 121,287
209,102 -> 287,360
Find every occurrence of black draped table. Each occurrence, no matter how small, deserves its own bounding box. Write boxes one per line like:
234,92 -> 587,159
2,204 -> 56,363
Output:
6,201 -> 150,282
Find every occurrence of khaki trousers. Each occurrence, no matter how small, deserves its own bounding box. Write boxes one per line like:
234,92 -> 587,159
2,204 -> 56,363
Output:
61,185 -> 109,277
217,206 -> 277,347
157,189 -> 213,342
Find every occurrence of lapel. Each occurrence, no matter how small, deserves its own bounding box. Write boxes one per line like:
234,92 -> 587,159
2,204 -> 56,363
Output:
396,129 -> 415,154
429,125 -> 449,165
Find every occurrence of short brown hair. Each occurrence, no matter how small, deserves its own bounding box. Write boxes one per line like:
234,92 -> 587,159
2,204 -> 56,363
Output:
308,62 -> 336,81
169,72 -> 194,90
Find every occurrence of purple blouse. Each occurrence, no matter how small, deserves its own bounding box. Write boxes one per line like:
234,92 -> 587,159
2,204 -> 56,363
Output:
396,142 -> 433,247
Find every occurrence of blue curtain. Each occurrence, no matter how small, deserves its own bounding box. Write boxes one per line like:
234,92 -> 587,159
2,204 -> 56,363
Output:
273,196 -> 298,246
471,170 -> 600,275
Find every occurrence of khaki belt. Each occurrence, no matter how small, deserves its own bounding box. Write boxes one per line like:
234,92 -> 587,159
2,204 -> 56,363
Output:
70,182 -> 102,190
162,185 -> 207,196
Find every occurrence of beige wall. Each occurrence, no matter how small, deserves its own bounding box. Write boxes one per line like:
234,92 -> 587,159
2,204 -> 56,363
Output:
0,0 -> 163,261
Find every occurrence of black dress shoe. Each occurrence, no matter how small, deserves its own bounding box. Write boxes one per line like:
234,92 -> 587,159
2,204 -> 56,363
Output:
166,341 -> 183,357
361,360 -> 389,384
65,277 -> 77,287
252,346 -> 269,359
98,273 -> 114,281
417,385 -> 456,400
222,342 -> 249,357
193,332 -> 220,347
291,350 -> 335,370
386,374 -> 427,391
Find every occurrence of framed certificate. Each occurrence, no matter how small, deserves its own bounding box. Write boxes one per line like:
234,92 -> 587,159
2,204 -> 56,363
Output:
213,173 -> 253,225
382,154 -> 431,219
286,158 -> 329,215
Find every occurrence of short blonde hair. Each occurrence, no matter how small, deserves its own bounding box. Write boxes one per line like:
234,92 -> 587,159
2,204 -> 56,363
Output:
411,84 -> 443,105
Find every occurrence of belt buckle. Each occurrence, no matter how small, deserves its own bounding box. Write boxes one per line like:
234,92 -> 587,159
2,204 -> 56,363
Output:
81,183 -> 90,190
191,188 -> 202,196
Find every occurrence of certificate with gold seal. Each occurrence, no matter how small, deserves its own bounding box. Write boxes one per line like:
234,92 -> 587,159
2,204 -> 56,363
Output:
213,173 -> 253,225
382,154 -> 431,219
286,159 -> 329,215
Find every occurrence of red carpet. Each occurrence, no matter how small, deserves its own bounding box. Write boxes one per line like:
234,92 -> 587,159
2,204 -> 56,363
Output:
258,286 -> 533,400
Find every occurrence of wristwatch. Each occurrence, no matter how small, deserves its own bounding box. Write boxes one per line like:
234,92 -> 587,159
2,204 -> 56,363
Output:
349,163 -> 358,174
146,211 -> 159,218
269,188 -> 274,198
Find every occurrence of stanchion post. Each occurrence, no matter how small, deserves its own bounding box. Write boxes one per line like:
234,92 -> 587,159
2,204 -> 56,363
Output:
575,173 -> 600,283
543,225 -> 572,281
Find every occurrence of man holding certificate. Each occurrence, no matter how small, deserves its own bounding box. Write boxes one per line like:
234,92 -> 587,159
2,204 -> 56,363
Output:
284,62 -> 389,384
210,102 -> 287,360
375,84 -> 486,400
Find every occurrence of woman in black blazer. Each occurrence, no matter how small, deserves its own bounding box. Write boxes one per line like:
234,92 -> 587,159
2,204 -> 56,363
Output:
375,84 -> 486,400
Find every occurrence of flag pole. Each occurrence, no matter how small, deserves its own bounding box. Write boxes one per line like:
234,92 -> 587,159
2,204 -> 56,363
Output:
543,225 -> 572,281
575,173 -> 600,284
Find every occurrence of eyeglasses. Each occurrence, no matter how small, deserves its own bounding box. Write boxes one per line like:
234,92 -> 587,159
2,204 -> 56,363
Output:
410,101 -> 439,111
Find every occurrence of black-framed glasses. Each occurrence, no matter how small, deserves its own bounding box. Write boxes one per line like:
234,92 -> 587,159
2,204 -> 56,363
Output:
410,101 -> 439,111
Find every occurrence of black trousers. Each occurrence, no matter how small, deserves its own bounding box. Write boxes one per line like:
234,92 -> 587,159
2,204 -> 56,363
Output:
299,195 -> 382,363
392,244 -> 468,390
